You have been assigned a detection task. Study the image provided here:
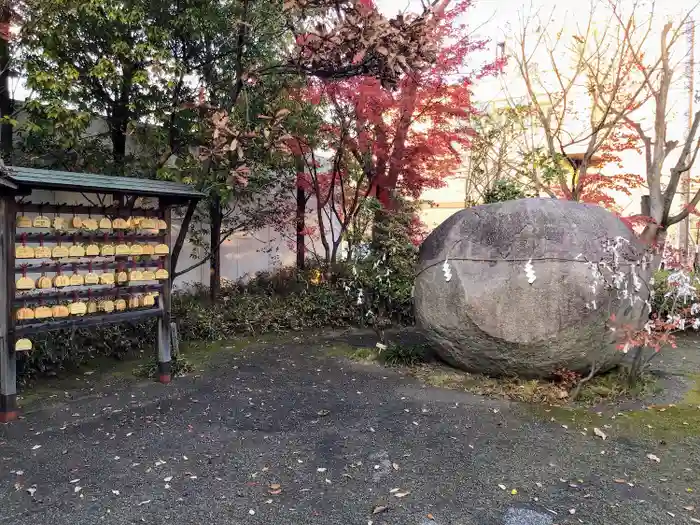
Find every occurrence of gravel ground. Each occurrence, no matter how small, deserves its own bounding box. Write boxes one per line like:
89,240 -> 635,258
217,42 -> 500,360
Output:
0,330 -> 698,525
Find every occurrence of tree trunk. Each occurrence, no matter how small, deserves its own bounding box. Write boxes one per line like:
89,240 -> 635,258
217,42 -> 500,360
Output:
209,196 -> 222,301
0,4 -> 13,163
296,186 -> 305,271
110,107 -> 128,169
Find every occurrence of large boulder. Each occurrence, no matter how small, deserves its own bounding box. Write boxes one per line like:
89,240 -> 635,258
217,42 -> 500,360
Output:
414,198 -> 647,378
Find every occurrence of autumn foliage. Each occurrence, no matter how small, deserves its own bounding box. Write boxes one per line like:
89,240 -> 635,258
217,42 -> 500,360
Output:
287,0 -> 503,262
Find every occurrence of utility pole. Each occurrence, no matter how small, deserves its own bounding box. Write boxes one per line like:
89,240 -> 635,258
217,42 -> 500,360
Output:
680,18 -> 695,258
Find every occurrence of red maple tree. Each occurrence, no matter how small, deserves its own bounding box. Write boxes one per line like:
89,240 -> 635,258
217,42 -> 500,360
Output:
285,0 -> 503,265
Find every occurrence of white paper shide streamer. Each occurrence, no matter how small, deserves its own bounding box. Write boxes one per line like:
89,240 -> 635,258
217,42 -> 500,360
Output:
524,258 -> 536,284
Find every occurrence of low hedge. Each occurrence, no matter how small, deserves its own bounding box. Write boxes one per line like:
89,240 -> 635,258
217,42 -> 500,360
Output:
16,267 -> 415,382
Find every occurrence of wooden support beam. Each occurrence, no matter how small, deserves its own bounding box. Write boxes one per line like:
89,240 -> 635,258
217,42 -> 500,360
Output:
0,196 -> 17,422
157,205 -> 173,384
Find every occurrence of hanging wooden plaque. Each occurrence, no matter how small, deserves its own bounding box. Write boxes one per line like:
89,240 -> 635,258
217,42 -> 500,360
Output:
154,243 -> 169,255
114,298 -> 127,311
15,245 -> 35,259
37,275 -> 53,289
34,245 -> 52,258
52,245 -> 70,258
86,243 -> 101,256
16,307 -> 35,321
69,301 -> 87,316
69,244 -> 86,257
101,243 -> 115,256
53,216 -> 66,230
16,275 -> 35,290
99,217 -> 112,229
17,215 -> 32,228
115,243 -> 130,256
99,272 -> 115,285
34,305 -> 52,319
15,339 -> 33,352
155,268 -> 169,280
84,272 -> 100,285
112,217 -> 128,229
54,274 -> 70,288
142,269 -> 156,280
130,244 -> 144,256
52,304 -> 70,318
82,218 -> 98,230
33,215 -> 51,228
70,273 -> 85,286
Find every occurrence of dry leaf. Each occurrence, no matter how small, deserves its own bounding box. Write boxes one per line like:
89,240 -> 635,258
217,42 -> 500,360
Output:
269,489 -> 282,495
593,427 -> 607,440
498,484 -> 507,490
270,483 -> 281,490
646,453 -> 661,463
684,506 -> 695,511
372,505 -> 388,514
613,479 -> 626,483
393,491 -> 410,498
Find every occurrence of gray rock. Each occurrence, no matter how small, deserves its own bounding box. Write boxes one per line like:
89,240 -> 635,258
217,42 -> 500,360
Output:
503,507 -> 553,525
414,198 -> 647,378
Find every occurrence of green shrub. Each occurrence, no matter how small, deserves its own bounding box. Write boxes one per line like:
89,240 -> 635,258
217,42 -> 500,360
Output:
17,320 -> 156,383
378,343 -> 429,367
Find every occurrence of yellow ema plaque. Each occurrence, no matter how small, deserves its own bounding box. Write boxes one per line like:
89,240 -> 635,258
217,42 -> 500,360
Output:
69,301 -> 87,316
99,272 -> 115,285
34,305 -> 52,319
155,268 -> 169,280
37,275 -> 52,289
112,217 -> 129,230
52,304 -> 70,318
99,217 -> 112,229
33,215 -> 51,228
54,274 -> 70,288
85,243 -> 100,256
87,301 -> 98,314
154,243 -> 169,255
71,216 -> 83,228
128,269 -> 143,282
99,300 -> 115,313
15,245 -> 35,259
52,245 -> 70,258
115,243 -> 130,256
34,245 -> 52,258
101,243 -> 115,257
142,269 -> 156,280
141,293 -> 156,307
116,270 -> 129,284
140,217 -> 157,230
128,295 -> 140,309
142,244 -> 155,256
114,298 -> 127,311
70,273 -> 85,286
16,307 -> 35,321
69,244 -> 86,257
16,215 -> 32,228
157,219 -> 168,230
84,272 -> 100,285
15,338 -> 33,352
53,216 -> 66,230
16,275 -> 35,290
130,244 -> 143,256
82,217 -> 98,231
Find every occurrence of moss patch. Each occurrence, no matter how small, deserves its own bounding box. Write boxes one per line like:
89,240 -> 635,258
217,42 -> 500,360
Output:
529,374 -> 700,442
323,343 -> 379,363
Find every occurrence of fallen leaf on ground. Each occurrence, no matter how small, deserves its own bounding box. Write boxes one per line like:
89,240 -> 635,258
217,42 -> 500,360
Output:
511,489 -> 518,495
614,479 -> 626,484
27,487 -> 36,496
270,484 -> 281,490
164,476 -> 173,482
646,454 -> 661,463
593,427 -> 607,440
317,468 -> 327,473
372,505 -> 387,515
569,508 -> 576,515
393,491 -> 410,498
498,484 -> 507,490
137,500 -> 151,506
684,506 -> 695,511
31,445 -> 41,451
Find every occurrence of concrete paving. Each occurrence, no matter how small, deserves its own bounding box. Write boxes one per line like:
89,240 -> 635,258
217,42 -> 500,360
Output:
0,331 -> 698,525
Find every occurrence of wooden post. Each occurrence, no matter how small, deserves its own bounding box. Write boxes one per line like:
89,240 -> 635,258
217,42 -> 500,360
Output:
157,204 -> 172,383
0,196 -> 17,422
